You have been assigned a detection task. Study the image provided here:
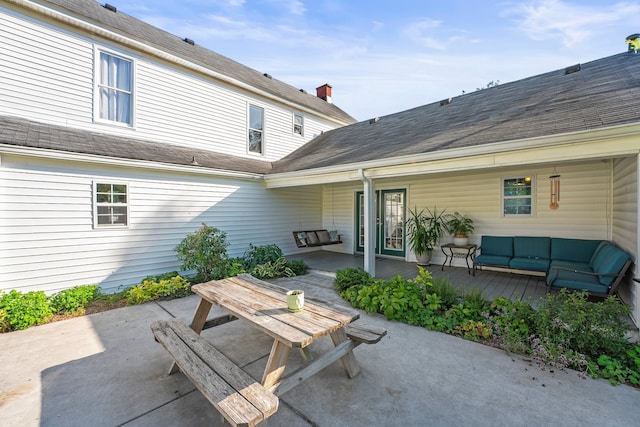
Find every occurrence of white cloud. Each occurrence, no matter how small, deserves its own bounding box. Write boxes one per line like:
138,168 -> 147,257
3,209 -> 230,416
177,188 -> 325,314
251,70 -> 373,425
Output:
504,0 -> 640,47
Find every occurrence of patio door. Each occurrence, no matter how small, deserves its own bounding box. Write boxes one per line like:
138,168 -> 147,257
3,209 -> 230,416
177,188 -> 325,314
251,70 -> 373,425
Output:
356,189 -> 406,257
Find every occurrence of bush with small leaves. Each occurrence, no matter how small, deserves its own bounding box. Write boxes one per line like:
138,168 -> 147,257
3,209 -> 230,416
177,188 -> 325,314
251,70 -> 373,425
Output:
175,224 -> 230,282
126,274 -> 191,305
50,285 -> 100,315
0,290 -> 53,330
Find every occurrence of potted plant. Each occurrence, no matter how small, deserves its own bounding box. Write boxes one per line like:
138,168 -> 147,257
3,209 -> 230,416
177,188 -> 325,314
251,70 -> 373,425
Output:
286,289 -> 305,312
447,212 -> 475,246
407,206 -> 450,265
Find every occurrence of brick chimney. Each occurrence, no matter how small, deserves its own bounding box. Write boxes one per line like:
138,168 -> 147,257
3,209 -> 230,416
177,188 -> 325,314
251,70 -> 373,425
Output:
316,84 -> 332,103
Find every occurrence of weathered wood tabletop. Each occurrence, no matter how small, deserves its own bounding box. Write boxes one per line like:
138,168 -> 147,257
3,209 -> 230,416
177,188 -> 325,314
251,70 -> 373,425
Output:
188,274 -> 362,394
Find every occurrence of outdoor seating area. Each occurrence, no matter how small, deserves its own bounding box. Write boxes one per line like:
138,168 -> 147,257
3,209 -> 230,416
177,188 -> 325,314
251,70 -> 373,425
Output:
151,273 -> 386,425
473,236 -> 632,296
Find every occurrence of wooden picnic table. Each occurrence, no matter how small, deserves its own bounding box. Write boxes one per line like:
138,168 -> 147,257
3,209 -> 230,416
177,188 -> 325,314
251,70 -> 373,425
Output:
183,274 -> 363,395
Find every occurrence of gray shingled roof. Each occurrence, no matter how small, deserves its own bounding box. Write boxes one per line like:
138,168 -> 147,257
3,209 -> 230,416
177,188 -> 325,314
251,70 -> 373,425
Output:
0,115 -> 273,175
272,52 -> 640,173
41,0 -> 355,124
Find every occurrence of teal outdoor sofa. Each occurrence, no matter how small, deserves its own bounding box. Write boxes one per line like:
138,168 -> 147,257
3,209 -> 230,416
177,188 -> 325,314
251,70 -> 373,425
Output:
473,236 -> 632,297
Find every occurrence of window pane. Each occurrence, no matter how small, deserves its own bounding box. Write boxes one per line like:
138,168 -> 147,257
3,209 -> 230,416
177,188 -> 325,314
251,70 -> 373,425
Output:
95,183 -> 128,226
249,106 -> 263,130
248,130 -> 262,153
98,52 -> 133,125
294,113 -> 303,135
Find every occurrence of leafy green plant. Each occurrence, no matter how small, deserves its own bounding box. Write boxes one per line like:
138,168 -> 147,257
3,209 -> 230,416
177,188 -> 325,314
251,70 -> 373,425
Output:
447,212 -> 475,238
174,223 -> 230,282
50,285 -> 100,315
286,259 -> 308,276
429,276 -> 460,307
406,206 -> 450,255
462,288 -> 489,319
334,267 -> 374,293
456,319 -> 491,341
0,290 -> 53,330
242,244 -> 284,270
533,289 -> 630,358
126,274 -> 191,305
251,257 -> 294,279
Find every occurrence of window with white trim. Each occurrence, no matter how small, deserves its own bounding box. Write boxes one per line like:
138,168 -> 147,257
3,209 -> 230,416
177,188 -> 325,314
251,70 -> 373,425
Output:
96,51 -> 133,126
502,176 -> 533,216
248,104 -> 264,154
293,112 -> 304,136
94,182 -> 129,227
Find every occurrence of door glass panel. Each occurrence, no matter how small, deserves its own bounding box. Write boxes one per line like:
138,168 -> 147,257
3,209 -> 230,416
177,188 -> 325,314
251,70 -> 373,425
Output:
383,191 -> 404,251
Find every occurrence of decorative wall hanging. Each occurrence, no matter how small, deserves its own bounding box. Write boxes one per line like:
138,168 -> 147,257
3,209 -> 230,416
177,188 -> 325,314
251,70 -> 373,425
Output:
549,170 -> 560,210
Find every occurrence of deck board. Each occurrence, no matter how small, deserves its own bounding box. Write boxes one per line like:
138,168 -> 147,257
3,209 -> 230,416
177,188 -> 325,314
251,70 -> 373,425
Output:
287,252 -> 548,306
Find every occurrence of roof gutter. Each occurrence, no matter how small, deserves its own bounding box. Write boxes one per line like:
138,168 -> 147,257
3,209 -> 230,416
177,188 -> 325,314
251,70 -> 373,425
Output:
6,0 -> 353,127
265,121 -> 640,187
0,144 -> 265,180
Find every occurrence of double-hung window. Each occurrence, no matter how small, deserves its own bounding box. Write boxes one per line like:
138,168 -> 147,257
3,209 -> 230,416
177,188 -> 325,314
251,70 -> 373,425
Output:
94,182 -> 129,227
503,176 -> 533,216
248,104 -> 264,154
293,113 -> 304,136
97,51 -> 133,126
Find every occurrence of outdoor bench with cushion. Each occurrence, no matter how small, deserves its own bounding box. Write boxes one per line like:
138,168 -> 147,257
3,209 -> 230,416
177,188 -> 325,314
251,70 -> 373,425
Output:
293,230 -> 342,248
473,236 -> 632,297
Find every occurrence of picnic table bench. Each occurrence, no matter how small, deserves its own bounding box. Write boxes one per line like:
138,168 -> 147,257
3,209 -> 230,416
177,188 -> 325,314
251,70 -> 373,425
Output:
151,318 -> 278,427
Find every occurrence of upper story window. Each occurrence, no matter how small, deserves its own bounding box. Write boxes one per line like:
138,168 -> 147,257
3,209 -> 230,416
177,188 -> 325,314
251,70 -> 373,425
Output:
94,182 -> 129,227
97,51 -> 133,126
503,176 -> 533,216
248,104 -> 264,154
293,113 -> 304,136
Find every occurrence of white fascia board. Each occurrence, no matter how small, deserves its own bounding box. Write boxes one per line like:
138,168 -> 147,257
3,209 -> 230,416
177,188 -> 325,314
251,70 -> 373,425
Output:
265,122 -> 640,188
0,144 -> 265,180
7,0 -> 352,127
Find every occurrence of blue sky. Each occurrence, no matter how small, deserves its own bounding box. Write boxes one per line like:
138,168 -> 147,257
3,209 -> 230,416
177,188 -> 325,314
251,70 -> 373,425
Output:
121,0 -> 639,121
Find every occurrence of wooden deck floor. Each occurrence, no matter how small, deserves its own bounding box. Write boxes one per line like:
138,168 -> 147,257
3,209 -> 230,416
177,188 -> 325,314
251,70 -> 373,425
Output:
288,251 -> 548,305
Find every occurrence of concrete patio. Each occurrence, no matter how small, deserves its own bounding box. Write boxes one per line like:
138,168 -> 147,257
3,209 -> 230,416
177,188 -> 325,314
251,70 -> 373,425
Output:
1,271 -> 639,427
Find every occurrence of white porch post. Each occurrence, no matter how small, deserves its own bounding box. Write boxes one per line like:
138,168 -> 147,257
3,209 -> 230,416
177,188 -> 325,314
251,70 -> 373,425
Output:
359,169 -> 376,276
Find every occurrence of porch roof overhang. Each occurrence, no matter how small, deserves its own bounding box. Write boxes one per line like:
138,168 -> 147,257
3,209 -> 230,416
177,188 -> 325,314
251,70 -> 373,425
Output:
264,122 -> 640,188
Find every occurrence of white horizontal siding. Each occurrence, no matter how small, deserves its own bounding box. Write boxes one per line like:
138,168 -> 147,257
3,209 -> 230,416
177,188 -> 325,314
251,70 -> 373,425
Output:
612,156 -> 638,324
0,6 -> 341,162
0,156 -> 321,294
0,8 -> 93,125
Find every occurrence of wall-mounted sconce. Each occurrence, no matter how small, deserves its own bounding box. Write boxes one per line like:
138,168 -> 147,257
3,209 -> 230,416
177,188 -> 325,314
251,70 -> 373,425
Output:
549,170 -> 560,210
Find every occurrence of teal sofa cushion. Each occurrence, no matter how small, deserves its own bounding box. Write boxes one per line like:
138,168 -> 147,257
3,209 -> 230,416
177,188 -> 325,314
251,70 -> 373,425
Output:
549,260 -> 590,271
513,236 -> 550,259
474,254 -> 511,268
546,269 -> 607,294
551,238 -> 603,263
589,244 -> 630,286
479,236 -> 513,257
509,257 -> 550,271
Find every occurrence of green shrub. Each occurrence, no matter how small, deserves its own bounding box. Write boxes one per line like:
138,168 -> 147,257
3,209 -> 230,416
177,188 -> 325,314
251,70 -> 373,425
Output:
243,244 -> 284,270
175,224 -> 230,282
286,259 -> 308,276
0,290 -> 53,330
126,274 -> 191,305
251,257 -> 294,279
334,267 -> 374,293
485,297 -> 534,353
533,289 -> 630,358
50,285 -> 100,315
462,288 -> 490,319
430,276 -> 460,307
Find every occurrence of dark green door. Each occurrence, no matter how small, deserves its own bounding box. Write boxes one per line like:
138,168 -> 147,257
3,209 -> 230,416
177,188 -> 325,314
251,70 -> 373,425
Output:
356,189 -> 405,257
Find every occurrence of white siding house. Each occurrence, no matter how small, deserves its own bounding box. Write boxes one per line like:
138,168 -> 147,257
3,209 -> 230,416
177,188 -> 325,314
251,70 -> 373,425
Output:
2,1 -> 640,327
0,0 -> 352,294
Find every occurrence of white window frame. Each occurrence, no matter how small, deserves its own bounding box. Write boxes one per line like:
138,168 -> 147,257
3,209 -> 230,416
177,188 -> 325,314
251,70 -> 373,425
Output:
293,112 -> 304,136
502,176 -> 534,217
247,104 -> 265,155
94,47 -> 135,127
93,181 -> 129,228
